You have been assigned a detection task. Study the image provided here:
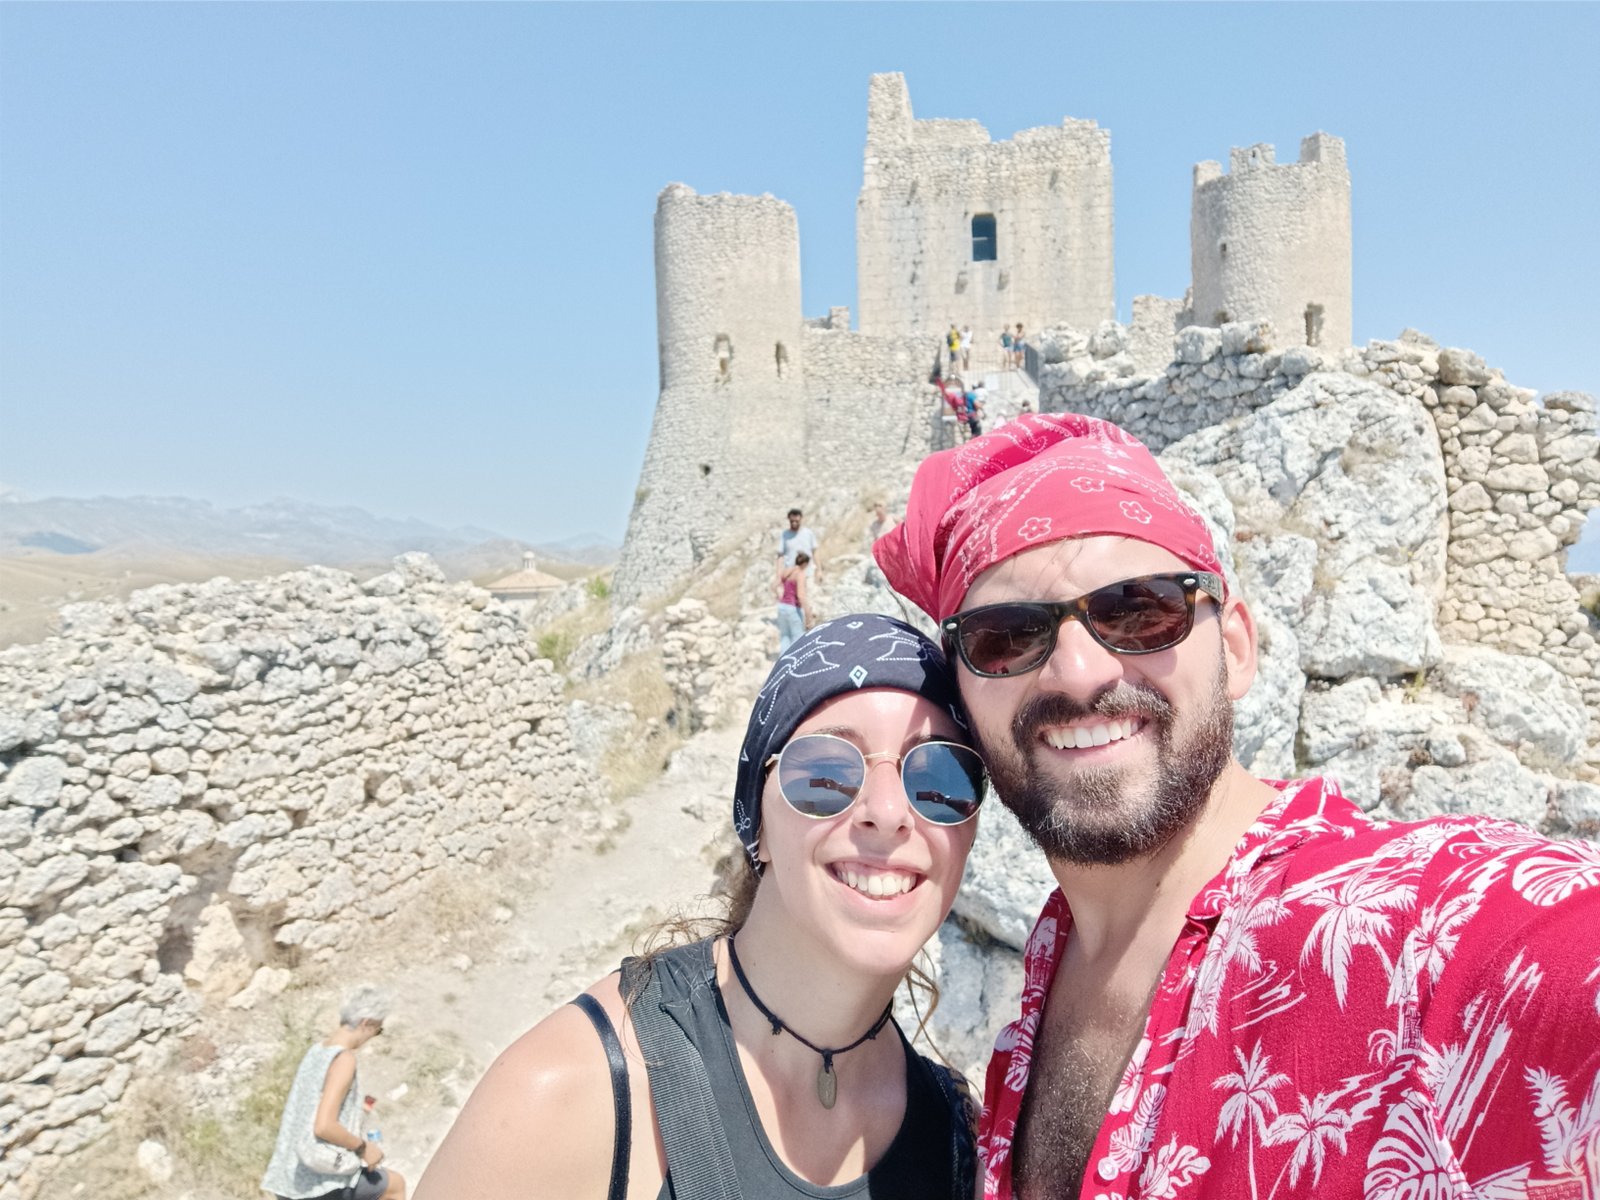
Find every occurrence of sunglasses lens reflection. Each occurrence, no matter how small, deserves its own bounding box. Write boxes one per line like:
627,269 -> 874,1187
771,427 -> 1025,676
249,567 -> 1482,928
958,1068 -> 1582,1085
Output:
776,737 -> 985,825
904,742 -> 986,824
777,738 -> 861,817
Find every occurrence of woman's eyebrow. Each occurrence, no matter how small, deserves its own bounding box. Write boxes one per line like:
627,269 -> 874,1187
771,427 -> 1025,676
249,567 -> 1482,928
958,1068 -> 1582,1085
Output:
800,726 -> 956,748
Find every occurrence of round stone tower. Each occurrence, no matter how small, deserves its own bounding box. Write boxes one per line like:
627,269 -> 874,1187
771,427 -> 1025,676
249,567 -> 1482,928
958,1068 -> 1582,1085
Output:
1190,133 -> 1351,349
613,184 -> 806,604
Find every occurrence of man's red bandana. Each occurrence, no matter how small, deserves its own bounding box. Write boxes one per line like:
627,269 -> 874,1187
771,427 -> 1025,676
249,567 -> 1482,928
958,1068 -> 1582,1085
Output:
873,413 -> 1225,621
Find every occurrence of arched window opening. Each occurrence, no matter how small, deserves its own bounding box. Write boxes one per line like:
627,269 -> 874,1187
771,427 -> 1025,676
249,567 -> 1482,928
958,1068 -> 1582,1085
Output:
971,214 -> 997,262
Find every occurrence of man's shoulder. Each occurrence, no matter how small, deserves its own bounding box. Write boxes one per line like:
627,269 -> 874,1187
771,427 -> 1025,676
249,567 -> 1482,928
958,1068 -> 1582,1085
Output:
1267,779 -> 1600,907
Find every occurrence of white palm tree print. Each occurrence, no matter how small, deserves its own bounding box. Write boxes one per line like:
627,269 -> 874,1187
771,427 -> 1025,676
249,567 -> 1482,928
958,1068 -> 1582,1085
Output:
1214,1041 -> 1291,1200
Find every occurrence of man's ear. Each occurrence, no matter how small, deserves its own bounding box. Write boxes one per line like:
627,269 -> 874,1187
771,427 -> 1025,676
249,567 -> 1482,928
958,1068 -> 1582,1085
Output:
1219,592 -> 1259,701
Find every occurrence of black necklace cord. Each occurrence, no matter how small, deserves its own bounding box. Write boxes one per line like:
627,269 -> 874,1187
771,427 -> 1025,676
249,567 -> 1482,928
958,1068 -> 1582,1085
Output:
725,935 -> 894,1105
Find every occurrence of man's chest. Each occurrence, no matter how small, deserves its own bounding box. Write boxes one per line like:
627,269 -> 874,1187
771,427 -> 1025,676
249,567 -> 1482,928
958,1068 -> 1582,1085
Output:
1013,972 -> 1159,1199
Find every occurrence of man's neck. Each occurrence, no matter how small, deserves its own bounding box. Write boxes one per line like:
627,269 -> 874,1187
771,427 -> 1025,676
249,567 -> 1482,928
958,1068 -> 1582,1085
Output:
1048,762 -> 1278,961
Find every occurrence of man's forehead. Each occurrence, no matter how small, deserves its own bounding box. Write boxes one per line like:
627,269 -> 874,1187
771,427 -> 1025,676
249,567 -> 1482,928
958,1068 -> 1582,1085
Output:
960,535 -> 1194,609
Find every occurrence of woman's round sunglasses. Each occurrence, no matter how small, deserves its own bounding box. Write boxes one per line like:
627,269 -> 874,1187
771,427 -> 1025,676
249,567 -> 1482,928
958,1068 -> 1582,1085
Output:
767,734 -> 987,826
941,571 -> 1225,678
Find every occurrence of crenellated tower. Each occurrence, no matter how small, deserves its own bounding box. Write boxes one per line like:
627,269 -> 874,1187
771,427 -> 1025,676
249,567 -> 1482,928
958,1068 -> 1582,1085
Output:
1190,133 -> 1352,348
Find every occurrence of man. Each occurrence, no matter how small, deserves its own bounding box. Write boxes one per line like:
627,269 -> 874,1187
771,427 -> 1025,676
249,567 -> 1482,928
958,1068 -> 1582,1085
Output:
874,413 -> 1600,1199
777,507 -> 819,586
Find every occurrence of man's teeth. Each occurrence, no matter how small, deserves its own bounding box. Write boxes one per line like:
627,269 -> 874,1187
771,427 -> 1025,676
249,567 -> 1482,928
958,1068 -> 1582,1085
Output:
1044,719 -> 1138,750
837,868 -> 915,898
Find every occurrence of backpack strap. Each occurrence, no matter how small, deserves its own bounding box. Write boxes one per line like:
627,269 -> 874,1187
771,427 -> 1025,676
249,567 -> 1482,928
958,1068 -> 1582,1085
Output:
925,1058 -> 979,1196
620,944 -> 742,1200
570,993 -> 631,1200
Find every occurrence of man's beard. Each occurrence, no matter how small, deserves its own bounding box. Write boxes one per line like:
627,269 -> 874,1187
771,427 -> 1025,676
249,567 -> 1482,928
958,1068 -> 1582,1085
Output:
977,650 -> 1234,865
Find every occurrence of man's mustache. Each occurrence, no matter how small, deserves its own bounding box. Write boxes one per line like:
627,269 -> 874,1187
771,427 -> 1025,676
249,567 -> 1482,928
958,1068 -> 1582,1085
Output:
1011,682 -> 1174,746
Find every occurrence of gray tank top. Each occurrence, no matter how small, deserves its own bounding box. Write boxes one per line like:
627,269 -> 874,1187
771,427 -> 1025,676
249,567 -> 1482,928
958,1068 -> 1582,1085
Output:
648,941 -> 960,1200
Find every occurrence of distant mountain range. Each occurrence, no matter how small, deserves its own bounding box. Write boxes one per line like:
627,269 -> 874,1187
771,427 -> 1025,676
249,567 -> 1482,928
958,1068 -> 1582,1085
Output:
0,494 -> 617,575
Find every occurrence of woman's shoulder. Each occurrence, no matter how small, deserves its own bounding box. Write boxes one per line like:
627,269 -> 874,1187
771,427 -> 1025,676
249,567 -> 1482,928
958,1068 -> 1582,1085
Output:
414,974 -> 640,1198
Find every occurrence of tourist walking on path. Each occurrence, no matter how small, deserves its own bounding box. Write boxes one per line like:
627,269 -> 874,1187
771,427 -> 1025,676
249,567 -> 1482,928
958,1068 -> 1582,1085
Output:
777,507 -> 820,586
775,551 -> 811,651
873,411 -> 1600,1200
261,986 -> 405,1200
417,614 -> 985,1199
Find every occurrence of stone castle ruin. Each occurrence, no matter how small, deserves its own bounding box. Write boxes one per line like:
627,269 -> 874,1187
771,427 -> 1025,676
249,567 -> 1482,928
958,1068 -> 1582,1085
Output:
614,73 -> 1356,605
1,72 -> 1596,1196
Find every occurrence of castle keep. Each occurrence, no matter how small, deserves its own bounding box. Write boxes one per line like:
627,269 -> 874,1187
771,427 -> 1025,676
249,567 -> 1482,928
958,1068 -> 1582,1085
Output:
612,73 -> 1355,606
856,72 -> 1115,338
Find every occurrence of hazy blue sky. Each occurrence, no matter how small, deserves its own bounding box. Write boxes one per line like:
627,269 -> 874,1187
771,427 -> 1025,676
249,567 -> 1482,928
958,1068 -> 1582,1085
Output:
2,3 -> 1597,551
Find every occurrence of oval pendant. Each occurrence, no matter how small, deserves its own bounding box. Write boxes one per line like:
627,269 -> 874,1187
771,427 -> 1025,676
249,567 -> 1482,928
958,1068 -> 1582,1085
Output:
817,1063 -> 838,1109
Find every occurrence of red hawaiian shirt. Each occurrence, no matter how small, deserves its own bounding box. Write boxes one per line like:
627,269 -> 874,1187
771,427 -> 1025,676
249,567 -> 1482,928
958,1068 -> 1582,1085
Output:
978,776 -> 1600,1200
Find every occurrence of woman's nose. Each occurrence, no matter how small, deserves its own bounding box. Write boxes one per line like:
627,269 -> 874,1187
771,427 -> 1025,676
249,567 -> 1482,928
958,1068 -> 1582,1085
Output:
852,757 -> 913,832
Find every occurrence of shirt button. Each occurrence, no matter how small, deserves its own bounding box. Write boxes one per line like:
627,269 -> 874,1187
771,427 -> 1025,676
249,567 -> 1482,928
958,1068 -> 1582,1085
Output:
1097,1159 -> 1117,1181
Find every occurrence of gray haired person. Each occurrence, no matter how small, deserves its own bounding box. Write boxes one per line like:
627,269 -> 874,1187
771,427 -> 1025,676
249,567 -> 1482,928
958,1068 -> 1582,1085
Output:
262,985 -> 405,1200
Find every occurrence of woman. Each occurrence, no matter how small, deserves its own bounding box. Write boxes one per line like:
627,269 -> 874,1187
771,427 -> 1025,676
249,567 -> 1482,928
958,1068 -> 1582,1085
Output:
261,986 -> 405,1200
417,614 -> 986,1199
775,550 -> 811,651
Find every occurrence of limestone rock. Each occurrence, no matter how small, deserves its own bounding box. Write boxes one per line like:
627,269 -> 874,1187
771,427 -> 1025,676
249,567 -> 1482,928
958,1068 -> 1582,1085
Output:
954,803 -> 1056,951
136,1139 -> 174,1184
183,901 -> 254,999
1434,646 -> 1587,768
1397,751 -> 1548,829
1164,374 -> 1447,680
1437,347 -> 1493,386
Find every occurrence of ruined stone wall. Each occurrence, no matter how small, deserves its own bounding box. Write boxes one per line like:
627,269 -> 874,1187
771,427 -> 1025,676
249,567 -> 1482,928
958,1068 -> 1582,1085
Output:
1191,135 -> 1351,349
0,555 -> 601,1192
856,72 -> 1114,342
613,185 -> 807,606
800,324 -> 942,497
1036,321 -> 1600,768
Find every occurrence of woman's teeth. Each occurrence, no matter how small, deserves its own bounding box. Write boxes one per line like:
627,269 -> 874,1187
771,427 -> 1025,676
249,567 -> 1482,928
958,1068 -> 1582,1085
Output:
1044,718 -> 1138,750
836,867 -> 915,898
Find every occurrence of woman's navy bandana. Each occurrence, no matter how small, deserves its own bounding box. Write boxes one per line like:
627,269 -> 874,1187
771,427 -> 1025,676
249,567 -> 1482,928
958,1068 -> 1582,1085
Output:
733,613 -> 969,869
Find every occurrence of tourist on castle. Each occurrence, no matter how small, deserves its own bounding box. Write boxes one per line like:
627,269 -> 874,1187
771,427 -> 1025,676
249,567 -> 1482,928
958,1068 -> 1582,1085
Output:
775,550 -> 811,651
873,411 -> 1600,1200
1011,323 -> 1026,369
777,506 -> 819,585
416,614 -> 986,1199
947,323 -> 963,373
261,986 -> 405,1200
962,381 -> 984,438
1000,326 -> 1013,368
960,325 -> 973,372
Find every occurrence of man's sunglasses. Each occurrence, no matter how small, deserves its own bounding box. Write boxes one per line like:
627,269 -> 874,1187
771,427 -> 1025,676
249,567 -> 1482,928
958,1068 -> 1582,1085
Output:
767,734 -> 987,826
941,571 -> 1225,678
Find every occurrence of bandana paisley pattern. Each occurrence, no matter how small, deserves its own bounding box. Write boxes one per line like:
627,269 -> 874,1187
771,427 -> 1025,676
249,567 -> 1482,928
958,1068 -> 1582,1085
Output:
978,777 -> 1600,1199
874,413 -> 1225,622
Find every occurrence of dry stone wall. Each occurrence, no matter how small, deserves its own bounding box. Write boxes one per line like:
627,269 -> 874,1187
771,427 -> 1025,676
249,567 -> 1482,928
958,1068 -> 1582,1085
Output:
0,554 -> 601,1195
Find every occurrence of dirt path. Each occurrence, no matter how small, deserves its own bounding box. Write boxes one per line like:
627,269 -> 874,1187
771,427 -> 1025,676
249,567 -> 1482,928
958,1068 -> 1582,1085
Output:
369,722 -> 744,1184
